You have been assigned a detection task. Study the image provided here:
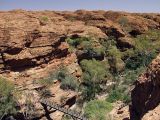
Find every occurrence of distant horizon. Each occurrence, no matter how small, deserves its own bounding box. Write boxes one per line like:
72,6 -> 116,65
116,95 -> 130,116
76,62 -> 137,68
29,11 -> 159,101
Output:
0,0 -> 160,13
1,9 -> 160,14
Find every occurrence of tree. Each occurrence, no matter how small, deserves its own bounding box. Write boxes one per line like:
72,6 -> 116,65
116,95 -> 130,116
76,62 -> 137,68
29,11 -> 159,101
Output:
0,78 -> 17,118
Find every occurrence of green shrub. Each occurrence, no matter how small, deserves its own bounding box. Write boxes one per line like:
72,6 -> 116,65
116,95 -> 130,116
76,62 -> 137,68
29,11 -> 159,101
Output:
39,66 -> 79,91
81,80 -> 101,101
118,17 -> 129,27
106,85 -> 131,104
99,36 -> 117,55
80,59 -> 112,83
66,16 -> 77,22
84,100 -> 113,120
0,78 -> 17,117
122,67 -> 146,85
39,16 -> 49,25
39,67 -> 67,86
134,30 -> 160,53
107,46 -> 122,59
66,37 -> 90,48
125,51 -> 157,70
107,46 -> 124,74
66,37 -> 105,57
80,59 -> 112,101
106,87 -> 123,103
118,17 -> 132,32
40,16 -> 49,22
60,75 -> 78,91
39,73 -> 57,87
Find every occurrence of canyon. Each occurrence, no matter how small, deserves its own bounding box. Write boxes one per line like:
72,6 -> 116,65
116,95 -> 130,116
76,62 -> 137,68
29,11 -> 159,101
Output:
0,10 -> 160,120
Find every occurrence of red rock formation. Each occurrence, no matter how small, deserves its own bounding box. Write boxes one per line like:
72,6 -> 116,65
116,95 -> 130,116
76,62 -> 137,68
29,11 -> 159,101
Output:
0,10 -> 159,120
131,54 -> 160,119
0,10 -> 159,73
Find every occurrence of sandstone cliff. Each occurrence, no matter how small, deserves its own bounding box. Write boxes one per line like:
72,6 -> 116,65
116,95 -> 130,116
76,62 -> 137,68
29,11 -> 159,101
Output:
131,54 -> 160,119
0,10 -> 159,73
0,10 -> 160,120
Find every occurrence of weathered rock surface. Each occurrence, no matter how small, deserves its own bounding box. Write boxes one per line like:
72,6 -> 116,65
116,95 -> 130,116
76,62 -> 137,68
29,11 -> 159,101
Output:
0,10 -> 160,120
0,10 -> 159,73
131,54 -> 160,119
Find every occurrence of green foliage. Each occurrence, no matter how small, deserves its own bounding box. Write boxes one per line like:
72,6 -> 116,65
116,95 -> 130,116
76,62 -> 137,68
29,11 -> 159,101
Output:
66,37 -> 105,57
39,16 -> 49,25
54,67 -> 79,91
0,78 -> 17,117
80,59 -> 112,83
80,59 -> 112,101
99,36 -> 117,52
39,73 -> 57,87
84,100 -> 113,120
69,30 -> 160,107
40,16 -> 49,22
118,17 -> 132,32
107,46 -> 122,59
124,30 -> 160,70
118,17 -> 129,27
39,66 -> 68,86
39,66 -> 79,91
66,37 -> 90,48
66,16 -> 77,22
107,46 -> 124,74
122,67 -> 146,85
106,85 -> 130,104
125,51 -> 156,70
81,80 -> 101,101
134,30 -> 160,53
60,75 -> 79,91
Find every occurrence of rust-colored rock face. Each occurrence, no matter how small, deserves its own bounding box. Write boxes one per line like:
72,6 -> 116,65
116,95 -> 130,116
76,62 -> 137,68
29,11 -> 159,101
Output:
0,10 -> 159,73
0,10 -> 159,72
0,10 -> 160,120
131,54 -> 160,119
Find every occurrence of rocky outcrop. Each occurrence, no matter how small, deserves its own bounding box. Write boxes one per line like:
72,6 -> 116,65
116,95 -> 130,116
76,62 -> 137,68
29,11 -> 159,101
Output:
131,54 -> 160,119
0,10 -> 160,120
0,10 -> 159,73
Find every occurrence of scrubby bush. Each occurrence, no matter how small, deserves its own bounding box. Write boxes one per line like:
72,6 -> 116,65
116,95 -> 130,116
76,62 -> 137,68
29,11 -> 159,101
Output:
118,17 -> 129,27
39,67 -> 67,86
123,69 -> 141,85
60,75 -> 78,91
39,73 -> 57,87
84,100 -> 113,120
0,78 -> 17,117
80,59 -> 112,83
81,80 -> 101,101
40,16 -> 49,22
66,37 -> 90,48
125,51 -> 156,70
66,37 -> 105,58
118,17 -> 132,32
39,16 -> 49,25
99,36 -> 117,52
106,85 -> 131,104
107,46 -> 124,74
80,59 -> 112,101
40,66 -> 79,91
125,30 -> 160,70
133,30 -> 160,58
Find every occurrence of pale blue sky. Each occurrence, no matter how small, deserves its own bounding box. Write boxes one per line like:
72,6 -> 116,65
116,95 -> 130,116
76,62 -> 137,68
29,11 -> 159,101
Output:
0,0 -> 160,13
